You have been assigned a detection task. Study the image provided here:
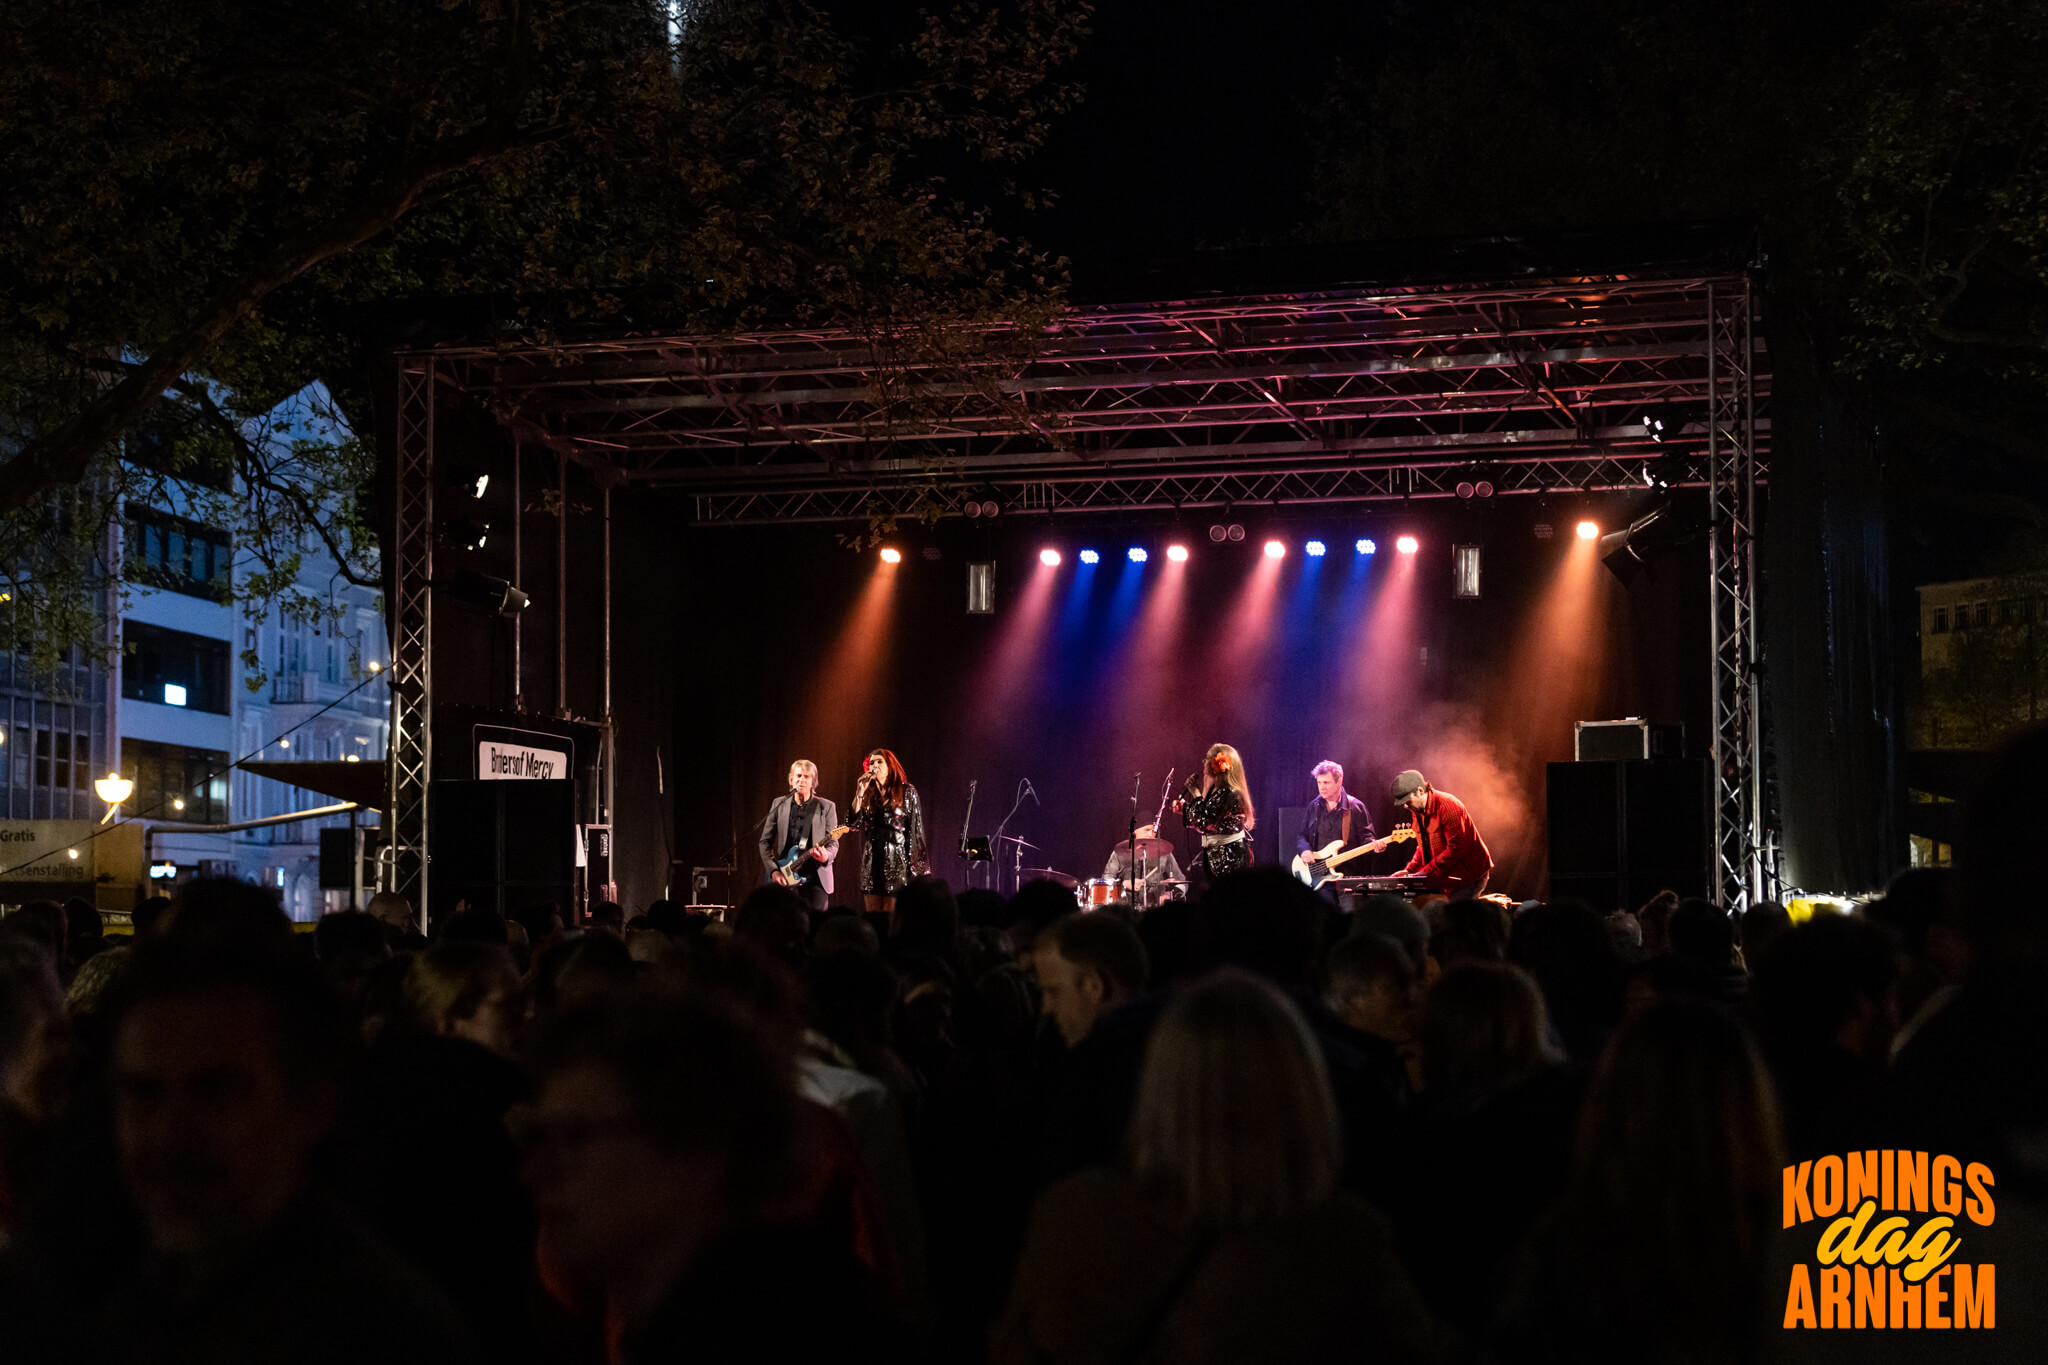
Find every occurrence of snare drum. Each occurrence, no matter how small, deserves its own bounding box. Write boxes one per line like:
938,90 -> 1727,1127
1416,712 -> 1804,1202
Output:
1084,877 -> 1121,908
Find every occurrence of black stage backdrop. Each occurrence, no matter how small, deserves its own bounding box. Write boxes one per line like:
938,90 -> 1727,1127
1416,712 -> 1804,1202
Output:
669,499 -> 1707,907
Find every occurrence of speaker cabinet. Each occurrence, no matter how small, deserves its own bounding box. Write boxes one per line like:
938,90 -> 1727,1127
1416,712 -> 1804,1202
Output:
1546,760 -> 1708,912
428,779 -> 576,924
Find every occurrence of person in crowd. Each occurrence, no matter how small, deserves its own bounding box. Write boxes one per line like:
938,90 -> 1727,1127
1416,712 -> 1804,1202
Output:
65,943 -> 133,1023
0,937 -> 73,1126
1490,1000 -> 1783,1365
1,902 -> 69,977
589,900 -> 626,938
758,758 -> 842,914
1393,961 -> 1580,1333
1748,913 -> 1896,1159
732,882 -> 811,969
63,899 -> 108,972
520,987 -> 898,1362
356,941 -> 533,1357
1667,897 -> 1746,1003
1390,769 -> 1493,897
1508,900 -> 1622,1063
313,910 -> 390,1018
1172,742 -> 1256,881
1323,931 -> 1420,1197
131,895 -> 173,942
995,970 -> 1445,1365
1603,908 -> 1644,964
1861,866 -> 1962,1058
1433,895 -> 1511,967
1035,913 -> 1149,1050
1004,879 -> 1084,959
1352,894 -> 1431,978
1034,913 -> 1159,1185
95,936 -> 473,1360
851,748 -> 928,918
1737,898 -> 1793,966
814,909 -> 881,959
365,889 -> 424,948
1635,888 -> 1679,956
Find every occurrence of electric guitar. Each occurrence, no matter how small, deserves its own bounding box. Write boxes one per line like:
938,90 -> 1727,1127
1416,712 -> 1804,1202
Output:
773,824 -> 852,886
1290,826 -> 1416,889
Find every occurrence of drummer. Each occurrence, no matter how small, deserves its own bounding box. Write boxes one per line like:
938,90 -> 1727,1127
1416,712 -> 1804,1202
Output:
1101,824 -> 1185,905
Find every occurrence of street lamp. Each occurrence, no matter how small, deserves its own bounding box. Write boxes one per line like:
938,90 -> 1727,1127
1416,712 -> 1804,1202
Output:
94,772 -> 133,824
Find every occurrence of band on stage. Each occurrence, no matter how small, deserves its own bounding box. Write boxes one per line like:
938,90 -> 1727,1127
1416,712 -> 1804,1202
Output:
758,744 -> 1493,911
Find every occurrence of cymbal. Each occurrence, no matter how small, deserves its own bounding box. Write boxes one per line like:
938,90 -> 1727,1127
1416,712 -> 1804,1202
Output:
1019,867 -> 1078,888
1112,837 -> 1178,860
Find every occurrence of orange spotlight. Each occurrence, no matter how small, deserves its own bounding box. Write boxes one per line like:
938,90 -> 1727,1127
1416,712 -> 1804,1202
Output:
879,547 -> 902,564
1576,521 -> 1600,541
1395,535 -> 1419,555
1263,540 -> 1286,559
1165,544 -> 1190,563
1039,548 -> 1062,567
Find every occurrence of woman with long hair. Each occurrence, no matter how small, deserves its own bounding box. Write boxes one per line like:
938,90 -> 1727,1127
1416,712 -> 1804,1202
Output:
850,748 -> 928,916
1172,742 -> 1256,882
994,970 -> 1443,1364
1489,999 -> 1784,1364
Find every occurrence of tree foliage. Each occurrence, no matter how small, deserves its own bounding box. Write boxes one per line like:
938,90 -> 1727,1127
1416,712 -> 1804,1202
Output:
0,0 -> 1091,660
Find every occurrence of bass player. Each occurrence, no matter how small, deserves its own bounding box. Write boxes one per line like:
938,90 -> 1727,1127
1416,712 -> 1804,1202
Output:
1295,760 -> 1375,894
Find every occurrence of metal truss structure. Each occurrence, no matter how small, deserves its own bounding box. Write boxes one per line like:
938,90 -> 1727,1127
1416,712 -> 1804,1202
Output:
390,265 -> 1773,906
383,359 -> 435,922
1704,281 -> 1778,911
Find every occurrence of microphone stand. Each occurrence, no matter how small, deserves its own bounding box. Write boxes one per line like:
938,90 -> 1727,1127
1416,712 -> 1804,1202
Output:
1127,772 -> 1141,908
959,779 -> 979,888
992,779 -> 1036,896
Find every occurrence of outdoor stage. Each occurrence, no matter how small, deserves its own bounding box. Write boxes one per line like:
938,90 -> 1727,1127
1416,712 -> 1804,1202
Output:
382,228 -> 1790,913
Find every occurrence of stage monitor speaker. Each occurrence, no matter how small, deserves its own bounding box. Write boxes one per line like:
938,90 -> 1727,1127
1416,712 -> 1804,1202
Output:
317,826 -> 384,891
1546,759 -> 1708,912
428,779 -> 576,924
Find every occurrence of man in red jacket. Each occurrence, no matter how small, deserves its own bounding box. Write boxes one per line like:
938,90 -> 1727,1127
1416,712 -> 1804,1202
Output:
1390,769 -> 1493,897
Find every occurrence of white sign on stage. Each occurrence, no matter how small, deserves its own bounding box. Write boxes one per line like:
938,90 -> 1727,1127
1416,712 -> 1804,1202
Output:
476,739 -> 571,781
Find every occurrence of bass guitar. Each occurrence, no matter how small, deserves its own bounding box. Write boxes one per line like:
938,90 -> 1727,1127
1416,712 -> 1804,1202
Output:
1290,826 -> 1416,889
773,824 -> 852,886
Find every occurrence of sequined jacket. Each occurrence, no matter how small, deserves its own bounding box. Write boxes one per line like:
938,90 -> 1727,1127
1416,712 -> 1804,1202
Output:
853,783 -> 929,895
1181,781 -> 1250,839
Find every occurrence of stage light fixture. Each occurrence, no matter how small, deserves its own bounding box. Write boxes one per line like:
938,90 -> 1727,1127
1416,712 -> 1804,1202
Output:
442,569 -> 531,616
1304,540 -> 1326,557
441,517 -> 491,552
1576,520 -> 1600,540
980,500 -> 999,518
1079,549 -> 1100,565
1127,547 -> 1148,563
1396,536 -> 1419,555
879,547 -> 902,564
1598,502 -> 1699,585
1039,548 -> 1062,567
1262,540 -> 1285,560
1227,524 -> 1246,542
1453,545 -> 1482,598
964,501 -> 983,518
1474,480 -> 1494,498
443,464 -> 490,500
1455,482 -> 1475,499
921,547 -> 942,561
1533,523 -> 1555,540
1356,539 -> 1376,555
1166,544 -> 1190,563
1208,524 -> 1228,542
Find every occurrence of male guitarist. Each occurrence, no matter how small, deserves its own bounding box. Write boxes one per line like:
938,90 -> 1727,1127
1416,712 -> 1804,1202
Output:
1390,769 -> 1493,897
1295,761 -> 1375,895
757,759 -> 840,912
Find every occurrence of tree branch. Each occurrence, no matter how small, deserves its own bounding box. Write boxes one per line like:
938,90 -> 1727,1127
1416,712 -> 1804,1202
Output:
0,124 -> 542,517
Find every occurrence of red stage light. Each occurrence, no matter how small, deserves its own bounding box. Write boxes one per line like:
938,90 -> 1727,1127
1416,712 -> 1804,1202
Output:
1166,544 -> 1190,563
1039,548 -> 1062,567
1576,521 -> 1599,541
879,547 -> 902,564
1263,540 -> 1286,559
1395,535 -> 1419,555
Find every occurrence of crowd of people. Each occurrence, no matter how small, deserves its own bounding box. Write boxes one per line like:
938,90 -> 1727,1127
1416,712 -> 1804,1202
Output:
3,728 -> 2048,1363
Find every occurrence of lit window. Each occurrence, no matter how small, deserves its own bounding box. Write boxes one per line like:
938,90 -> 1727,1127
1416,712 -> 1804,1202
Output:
163,683 -> 188,707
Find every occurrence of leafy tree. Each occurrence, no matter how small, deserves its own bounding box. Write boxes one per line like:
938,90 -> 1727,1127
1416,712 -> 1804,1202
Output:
0,0 -> 1091,662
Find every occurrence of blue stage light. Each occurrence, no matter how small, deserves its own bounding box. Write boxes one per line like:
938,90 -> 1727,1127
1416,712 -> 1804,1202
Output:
1079,549 -> 1100,564
1356,538 -> 1376,555
1305,540 -> 1326,557
1127,546 -> 1148,563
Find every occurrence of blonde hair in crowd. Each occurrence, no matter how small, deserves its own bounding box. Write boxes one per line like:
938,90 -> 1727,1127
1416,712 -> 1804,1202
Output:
1204,742 -> 1256,830
1125,970 -> 1340,1228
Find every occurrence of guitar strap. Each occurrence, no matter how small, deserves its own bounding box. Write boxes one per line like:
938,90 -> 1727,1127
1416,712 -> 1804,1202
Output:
1341,806 -> 1351,849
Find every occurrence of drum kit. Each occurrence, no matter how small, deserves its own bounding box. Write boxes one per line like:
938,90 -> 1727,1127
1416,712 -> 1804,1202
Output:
1021,835 -> 1188,912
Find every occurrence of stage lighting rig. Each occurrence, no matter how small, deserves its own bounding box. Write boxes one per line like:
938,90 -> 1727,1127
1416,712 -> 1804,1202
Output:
880,547 -> 902,564
441,463 -> 490,501
1356,539 -> 1376,555
1263,541 -> 1286,559
1304,541 -> 1326,557
1598,503 -> 1700,585
1209,523 -> 1247,543
1039,548 -> 1062,567
1396,536 -> 1419,555
1127,547 -> 1148,563
1166,545 -> 1190,563
440,517 -> 491,552
1079,549 -> 1100,565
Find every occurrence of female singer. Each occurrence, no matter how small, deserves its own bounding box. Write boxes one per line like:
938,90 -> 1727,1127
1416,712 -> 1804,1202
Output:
1173,742 -> 1256,881
852,747 -> 929,915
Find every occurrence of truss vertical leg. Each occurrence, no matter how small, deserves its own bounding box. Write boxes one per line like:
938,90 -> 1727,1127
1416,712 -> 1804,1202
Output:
385,360 -> 435,928
1706,281 -> 1770,910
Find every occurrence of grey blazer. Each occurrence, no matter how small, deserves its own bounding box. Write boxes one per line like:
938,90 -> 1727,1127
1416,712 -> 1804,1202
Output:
758,794 -> 841,894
